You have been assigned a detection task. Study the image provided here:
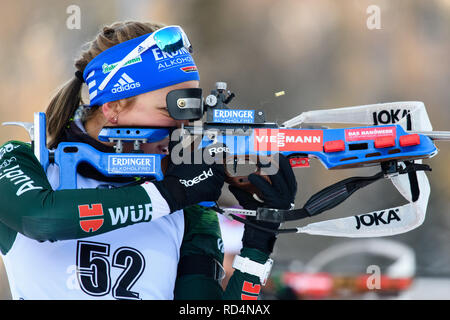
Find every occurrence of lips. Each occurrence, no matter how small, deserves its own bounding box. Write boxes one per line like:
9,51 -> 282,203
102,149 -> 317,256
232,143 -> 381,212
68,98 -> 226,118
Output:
140,137 -> 169,155
158,136 -> 170,154
158,143 -> 169,155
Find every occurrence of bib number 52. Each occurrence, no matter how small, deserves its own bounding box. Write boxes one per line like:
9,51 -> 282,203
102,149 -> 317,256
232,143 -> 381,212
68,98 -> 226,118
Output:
76,241 -> 145,300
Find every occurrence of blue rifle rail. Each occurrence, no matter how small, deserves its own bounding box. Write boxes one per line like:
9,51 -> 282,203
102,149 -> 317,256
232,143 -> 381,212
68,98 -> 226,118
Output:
196,124 -> 437,171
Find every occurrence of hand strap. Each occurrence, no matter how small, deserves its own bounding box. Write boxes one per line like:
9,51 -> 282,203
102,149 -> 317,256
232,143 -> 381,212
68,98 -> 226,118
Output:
177,254 -> 225,283
232,255 -> 273,286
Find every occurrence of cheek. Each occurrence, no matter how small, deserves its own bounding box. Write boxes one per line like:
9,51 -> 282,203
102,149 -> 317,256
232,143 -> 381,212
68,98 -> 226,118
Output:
122,108 -> 177,127
140,143 -> 160,154
140,137 -> 170,154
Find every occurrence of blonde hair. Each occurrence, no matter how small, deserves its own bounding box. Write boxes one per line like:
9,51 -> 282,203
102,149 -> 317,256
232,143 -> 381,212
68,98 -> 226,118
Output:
45,21 -> 164,148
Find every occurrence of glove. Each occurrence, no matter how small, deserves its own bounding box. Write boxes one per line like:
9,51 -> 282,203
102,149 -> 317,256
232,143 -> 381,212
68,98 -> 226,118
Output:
153,145 -> 226,212
229,154 -> 297,254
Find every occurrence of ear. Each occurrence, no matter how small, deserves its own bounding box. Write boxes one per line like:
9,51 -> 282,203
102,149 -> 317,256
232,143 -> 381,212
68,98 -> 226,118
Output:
101,101 -> 120,121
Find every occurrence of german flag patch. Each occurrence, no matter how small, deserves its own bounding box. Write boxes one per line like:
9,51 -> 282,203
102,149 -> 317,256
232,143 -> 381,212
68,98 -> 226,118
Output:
180,66 -> 198,73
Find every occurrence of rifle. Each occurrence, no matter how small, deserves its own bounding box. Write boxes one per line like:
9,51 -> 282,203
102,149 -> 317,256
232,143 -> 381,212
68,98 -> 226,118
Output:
4,81 -> 449,238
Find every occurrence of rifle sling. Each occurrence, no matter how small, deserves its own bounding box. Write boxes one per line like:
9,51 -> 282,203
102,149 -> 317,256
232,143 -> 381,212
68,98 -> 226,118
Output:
256,161 -> 431,224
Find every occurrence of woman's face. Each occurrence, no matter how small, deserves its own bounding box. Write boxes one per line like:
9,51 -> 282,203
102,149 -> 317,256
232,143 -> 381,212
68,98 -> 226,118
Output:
115,80 -> 198,127
105,80 -> 199,154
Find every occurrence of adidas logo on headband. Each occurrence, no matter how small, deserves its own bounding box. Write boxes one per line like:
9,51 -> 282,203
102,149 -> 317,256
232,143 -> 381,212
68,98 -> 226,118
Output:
111,73 -> 141,94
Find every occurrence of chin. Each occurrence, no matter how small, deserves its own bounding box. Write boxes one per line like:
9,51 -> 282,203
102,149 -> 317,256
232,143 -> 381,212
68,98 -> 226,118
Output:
141,143 -> 169,155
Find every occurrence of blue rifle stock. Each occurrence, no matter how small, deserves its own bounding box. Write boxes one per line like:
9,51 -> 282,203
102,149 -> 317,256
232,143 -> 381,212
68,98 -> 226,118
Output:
8,113 -> 168,190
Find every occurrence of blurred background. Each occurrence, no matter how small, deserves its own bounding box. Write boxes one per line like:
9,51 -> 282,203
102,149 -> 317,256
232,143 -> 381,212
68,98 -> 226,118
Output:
0,0 -> 449,299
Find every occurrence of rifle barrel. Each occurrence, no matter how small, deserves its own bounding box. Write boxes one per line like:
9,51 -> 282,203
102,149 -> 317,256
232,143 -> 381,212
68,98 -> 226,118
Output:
411,131 -> 450,141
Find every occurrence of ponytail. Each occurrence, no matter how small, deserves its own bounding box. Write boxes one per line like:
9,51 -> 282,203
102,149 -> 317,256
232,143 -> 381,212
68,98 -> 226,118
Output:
46,76 -> 84,149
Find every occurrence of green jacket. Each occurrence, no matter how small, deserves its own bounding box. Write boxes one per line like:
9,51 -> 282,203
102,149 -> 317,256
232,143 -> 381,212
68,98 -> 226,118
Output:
0,140 -> 269,300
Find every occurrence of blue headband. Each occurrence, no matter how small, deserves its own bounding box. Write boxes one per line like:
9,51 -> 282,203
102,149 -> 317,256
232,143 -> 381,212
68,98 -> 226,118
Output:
83,32 -> 200,107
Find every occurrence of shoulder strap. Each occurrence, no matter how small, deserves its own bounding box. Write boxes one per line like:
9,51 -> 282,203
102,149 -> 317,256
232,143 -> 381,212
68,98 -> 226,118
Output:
256,171 -> 385,224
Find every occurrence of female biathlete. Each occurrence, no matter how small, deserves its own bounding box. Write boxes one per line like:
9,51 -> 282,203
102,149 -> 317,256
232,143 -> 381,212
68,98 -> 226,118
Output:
0,21 -> 297,300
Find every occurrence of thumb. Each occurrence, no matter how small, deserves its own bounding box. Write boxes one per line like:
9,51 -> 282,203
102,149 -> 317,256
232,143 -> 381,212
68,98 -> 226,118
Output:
228,185 -> 258,210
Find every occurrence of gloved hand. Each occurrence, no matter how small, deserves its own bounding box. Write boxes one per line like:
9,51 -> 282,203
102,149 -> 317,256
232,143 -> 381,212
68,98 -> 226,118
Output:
153,145 -> 226,212
229,154 -> 297,254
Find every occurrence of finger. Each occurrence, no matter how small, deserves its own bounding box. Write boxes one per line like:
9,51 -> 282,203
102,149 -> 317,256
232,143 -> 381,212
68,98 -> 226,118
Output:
248,173 -> 274,197
229,185 -> 254,202
229,185 -> 259,210
252,193 -> 264,203
267,171 -> 289,195
248,174 -> 291,209
277,154 -> 297,195
212,163 -> 226,178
